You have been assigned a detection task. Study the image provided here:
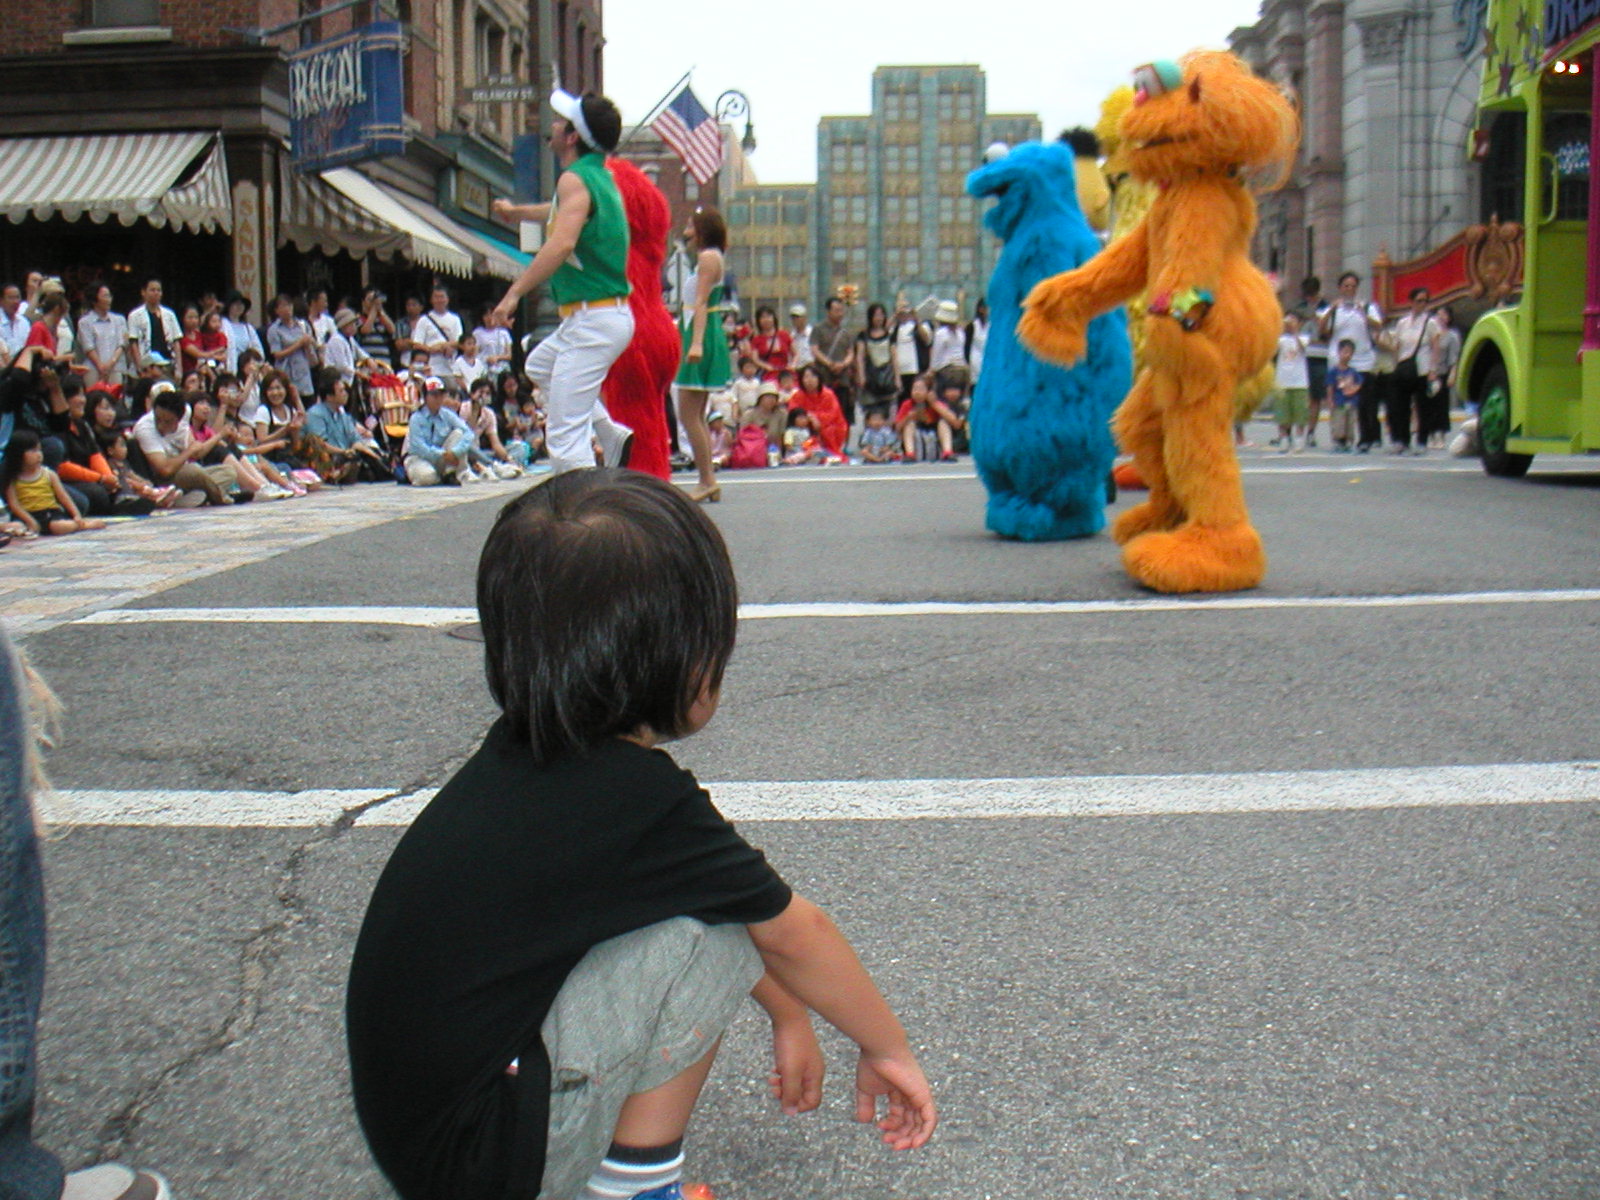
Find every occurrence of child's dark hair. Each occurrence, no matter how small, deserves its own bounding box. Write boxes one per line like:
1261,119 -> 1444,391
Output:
1,429 -> 42,490
1337,338 -> 1356,352
786,408 -> 809,427
477,469 -> 738,763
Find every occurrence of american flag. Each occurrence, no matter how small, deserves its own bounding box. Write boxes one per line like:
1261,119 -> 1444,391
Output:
651,85 -> 723,185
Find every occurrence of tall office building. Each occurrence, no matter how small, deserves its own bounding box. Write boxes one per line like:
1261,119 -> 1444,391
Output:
815,65 -> 1040,316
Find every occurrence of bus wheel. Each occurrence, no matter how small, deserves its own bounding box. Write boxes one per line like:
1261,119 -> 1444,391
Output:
1478,364 -> 1533,477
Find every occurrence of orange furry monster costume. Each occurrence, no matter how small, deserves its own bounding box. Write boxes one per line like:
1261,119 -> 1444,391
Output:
601,157 -> 679,480
1020,51 -> 1297,593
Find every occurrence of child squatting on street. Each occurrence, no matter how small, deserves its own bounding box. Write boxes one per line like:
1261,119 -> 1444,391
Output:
345,469 -> 937,1200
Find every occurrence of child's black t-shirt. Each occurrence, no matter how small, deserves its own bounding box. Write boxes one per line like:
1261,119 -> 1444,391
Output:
346,722 -> 792,1200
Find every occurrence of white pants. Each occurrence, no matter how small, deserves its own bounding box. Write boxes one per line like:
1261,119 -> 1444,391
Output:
525,304 -> 635,472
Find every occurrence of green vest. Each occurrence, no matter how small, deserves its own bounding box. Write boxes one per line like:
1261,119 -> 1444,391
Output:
548,152 -> 631,307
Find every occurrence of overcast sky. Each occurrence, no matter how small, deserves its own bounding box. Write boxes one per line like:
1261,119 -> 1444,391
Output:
603,0 -> 1266,185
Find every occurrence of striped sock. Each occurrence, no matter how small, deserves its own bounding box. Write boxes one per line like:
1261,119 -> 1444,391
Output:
577,1140 -> 684,1200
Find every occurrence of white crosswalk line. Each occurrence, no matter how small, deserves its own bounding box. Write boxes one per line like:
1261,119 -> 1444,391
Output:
47,762 -> 1600,828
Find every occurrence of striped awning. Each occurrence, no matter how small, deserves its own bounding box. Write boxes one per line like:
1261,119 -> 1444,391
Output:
277,165 -> 408,263
378,184 -> 528,281
0,131 -> 231,233
319,168 -> 474,278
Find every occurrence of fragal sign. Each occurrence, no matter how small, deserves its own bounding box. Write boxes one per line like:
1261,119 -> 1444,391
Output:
289,21 -> 406,172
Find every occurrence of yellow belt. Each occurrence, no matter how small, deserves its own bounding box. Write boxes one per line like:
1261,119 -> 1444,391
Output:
558,295 -> 629,319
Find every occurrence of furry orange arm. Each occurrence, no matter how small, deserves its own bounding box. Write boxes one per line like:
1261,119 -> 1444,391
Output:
1019,222 -> 1149,367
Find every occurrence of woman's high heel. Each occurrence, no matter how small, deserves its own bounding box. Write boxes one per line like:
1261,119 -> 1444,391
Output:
688,483 -> 722,503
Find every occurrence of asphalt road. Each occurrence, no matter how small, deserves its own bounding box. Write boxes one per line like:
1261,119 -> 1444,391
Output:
12,447 -> 1600,1200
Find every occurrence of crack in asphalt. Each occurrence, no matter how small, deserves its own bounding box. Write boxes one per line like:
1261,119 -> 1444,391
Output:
89,753 -> 469,1163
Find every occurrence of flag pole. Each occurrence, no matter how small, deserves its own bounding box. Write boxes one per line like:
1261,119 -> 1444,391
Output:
613,67 -> 694,154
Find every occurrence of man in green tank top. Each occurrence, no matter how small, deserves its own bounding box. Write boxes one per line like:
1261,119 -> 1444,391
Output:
490,90 -> 635,472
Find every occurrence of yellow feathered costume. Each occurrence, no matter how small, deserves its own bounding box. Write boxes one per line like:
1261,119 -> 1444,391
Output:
1020,51 -> 1298,593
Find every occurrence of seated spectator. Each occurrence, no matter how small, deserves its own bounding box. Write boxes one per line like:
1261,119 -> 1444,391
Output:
131,387 -> 232,505
775,368 -> 798,406
2,430 -> 106,536
104,432 -> 179,514
403,378 -> 492,485
787,364 -> 849,457
741,380 -> 786,451
235,349 -> 266,423
730,356 -> 765,416
857,408 -> 900,463
459,378 -> 521,478
782,409 -> 834,465
894,373 -> 961,462
187,391 -> 286,500
502,389 -> 545,469
1,348 -> 63,464
87,388 -> 124,446
46,376 -> 115,515
707,410 -> 732,467
401,348 -> 432,408
303,370 -> 388,483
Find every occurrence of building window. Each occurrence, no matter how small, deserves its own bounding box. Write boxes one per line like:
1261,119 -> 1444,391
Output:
939,196 -> 955,223
728,201 -> 750,225
830,143 -> 847,173
783,245 -> 804,275
937,143 -> 957,172
903,93 -> 920,120
727,246 -> 751,275
884,248 -> 901,278
905,247 -> 920,275
849,247 -> 868,277
685,176 -> 699,202
937,91 -> 953,121
884,93 -> 901,121
957,246 -> 974,276
755,201 -> 777,225
904,144 -> 920,172
955,91 -> 974,121
831,196 -> 847,224
851,195 -> 866,224
832,248 -> 850,278
757,247 -> 778,276
851,143 -> 867,172
884,145 -> 900,174
904,196 -> 920,225
86,0 -> 160,25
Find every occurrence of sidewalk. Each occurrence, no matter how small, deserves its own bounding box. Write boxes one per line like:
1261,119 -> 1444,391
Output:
1,480 -> 520,638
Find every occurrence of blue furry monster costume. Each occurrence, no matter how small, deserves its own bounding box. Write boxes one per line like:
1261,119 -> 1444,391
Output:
966,141 -> 1132,540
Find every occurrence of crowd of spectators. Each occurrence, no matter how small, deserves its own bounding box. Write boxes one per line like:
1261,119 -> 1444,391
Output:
0,273 -> 546,549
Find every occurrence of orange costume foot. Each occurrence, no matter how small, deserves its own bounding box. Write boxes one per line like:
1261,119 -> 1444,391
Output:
1123,522 -> 1266,593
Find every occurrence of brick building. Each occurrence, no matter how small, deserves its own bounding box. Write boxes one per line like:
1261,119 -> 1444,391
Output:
0,0 -> 599,326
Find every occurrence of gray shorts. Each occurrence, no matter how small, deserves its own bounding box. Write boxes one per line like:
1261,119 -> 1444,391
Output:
537,917 -> 763,1200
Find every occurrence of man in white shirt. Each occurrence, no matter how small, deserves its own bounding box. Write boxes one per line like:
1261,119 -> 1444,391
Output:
126,278 -> 182,369
132,386 -> 232,504
307,289 -> 338,349
1387,286 -> 1441,456
788,304 -> 813,370
416,284 -> 463,391
0,284 -> 29,368
1318,271 -> 1385,450
77,285 -> 129,387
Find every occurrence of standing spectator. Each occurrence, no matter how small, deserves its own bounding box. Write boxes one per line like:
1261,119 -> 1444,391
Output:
890,299 -> 931,398
472,305 -> 513,376
810,296 -> 857,429
126,278 -> 181,370
307,288 -> 337,350
451,333 -> 490,394
323,307 -> 366,388
1325,338 -> 1363,451
748,306 -> 792,379
965,299 -> 990,385
416,284 -> 463,391
1318,271 -> 1383,451
392,294 -> 425,359
1293,276 -> 1330,447
220,291 -> 264,374
788,363 -> 849,456
1431,306 -> 1463,426
18,271 -> 44,321
788,303 -> 814,370
267,293 -> 317,401
1,284 -> 33,369
22,287 -> 70,367
1388,287 -> 1440,456
77,285 -> 128,387
855,303 -> 899,423
1272,312 -> 1310,453
929,301 -> 969,396
179,304 -> 227,382
356,288 -> 397,369
675,207 -> 732,502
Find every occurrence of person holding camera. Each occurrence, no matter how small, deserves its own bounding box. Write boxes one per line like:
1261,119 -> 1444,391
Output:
356,288 -> 397,370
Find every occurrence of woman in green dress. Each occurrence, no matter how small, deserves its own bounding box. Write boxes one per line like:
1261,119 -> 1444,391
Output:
675,207 -> 729,502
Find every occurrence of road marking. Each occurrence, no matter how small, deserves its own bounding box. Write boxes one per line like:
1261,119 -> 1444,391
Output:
46,762 -> 1600,827
72,588 -> 1600,629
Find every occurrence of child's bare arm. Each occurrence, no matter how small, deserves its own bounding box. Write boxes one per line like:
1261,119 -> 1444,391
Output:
748,894 -> 937,1149
751,972 -> 824,1115
4,484 -> 38,533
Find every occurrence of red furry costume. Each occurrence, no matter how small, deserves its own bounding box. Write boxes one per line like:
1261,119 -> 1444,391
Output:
601,158 -> 679,480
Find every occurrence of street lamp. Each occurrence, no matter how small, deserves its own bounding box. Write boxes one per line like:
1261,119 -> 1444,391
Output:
716,89 -> 756,157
